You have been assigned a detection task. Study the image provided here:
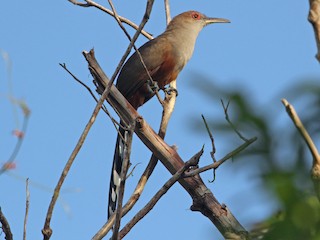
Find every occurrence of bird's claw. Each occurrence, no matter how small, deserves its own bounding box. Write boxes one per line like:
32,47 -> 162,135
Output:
164,86 -> 179,96
147,80 -> 159,93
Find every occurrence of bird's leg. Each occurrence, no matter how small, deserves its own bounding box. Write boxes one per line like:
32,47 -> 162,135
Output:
163,85 -> 179,97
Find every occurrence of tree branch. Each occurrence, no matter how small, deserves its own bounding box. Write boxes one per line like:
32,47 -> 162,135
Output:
308,0 -> 320,62
183,137 -> 257,178
23,178 -> 30,240
281,98 -> 320,200
111,125 -> 134,240
0,208 -> 13,240
84,50 -> 250,239
119,147 -> 204,238
68,0 -> 153,39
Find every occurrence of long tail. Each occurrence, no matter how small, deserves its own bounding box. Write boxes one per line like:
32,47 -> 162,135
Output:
108,123 -> 127,219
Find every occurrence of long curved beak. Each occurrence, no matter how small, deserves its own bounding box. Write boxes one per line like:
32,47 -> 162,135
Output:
204,17 -> 230,25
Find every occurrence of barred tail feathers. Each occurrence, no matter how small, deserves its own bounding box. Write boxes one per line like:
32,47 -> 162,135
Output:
108,126 -> 126,219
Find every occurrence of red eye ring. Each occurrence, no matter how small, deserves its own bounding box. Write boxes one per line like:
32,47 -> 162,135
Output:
192,13 -> 200,19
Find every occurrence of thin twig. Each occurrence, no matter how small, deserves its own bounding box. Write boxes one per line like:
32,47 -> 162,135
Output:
23,178 -> 30,240
86,51 -> 249,239
107,0 -> 163,106
68,0 -> 153,39
119,147 -> 204,238
92,5 -> 178,236
106,0 -> 154,93
184,137 -> 257,178
59,63 -> 119,132
126,162 -> 141,179
0,102 -> 30,175
201,114 -> 217,182
90,2 -> 155,240
201,114 -> 216,161
42,52 -> 115,240
281,98 -> 320,200
221,99 -> 249,142
0,208 -> 13,240
164,0 -> 171,24
111,124 -> 135,240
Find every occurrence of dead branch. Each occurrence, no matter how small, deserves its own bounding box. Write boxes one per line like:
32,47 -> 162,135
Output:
112,126 -> 134,240
105,0 -> 163,106
164,0 -> 171,24
221,99 -> 249,142
59,63 -> 115,121
183,137 -> 257,178
42,3 -> 155,239
281,98 -> 320,200
0,100 -> 30,175
119,147 -> 204,238
23,178 -> 30,240
84,49 -> 250,239
68,0 -> 153,39
0,208 -> 13,240
308,0 -> 320,62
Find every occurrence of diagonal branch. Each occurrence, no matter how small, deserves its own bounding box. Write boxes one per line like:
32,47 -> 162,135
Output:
119,147 -> 204,238
84,49 -> 250,239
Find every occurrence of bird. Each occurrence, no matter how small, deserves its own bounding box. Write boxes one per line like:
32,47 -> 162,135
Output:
108,10 -> 230,219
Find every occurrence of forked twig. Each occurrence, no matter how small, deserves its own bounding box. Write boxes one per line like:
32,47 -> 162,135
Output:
221,99 -> 249,142
184,137 -> 257,178
201,114 -> 217,182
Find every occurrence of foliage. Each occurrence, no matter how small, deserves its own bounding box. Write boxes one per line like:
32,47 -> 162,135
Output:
191,74 -> 320,239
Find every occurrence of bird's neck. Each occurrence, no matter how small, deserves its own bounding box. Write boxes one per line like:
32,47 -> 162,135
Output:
161,26 -> 201,63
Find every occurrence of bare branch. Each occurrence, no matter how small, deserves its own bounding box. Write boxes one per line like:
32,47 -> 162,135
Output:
85,51 -> 250,239
43,2 -> 155,234
0,208 -> 13,240
281,98 -> 320,200
106,0 -> 163,106
23,178 -> 30,240
59,63 -> 120,133
68,0 -> 153,39
184,137 -> 257,178
42,50 -> 114,240
112,125 -> 134,240
164,0 -> 171,24
202,114 -> 216,161
308,0 -> 320,62
119,148 -> 204,238
201,114 -> 217,182
0,101 -> 30,175
221,99 -> 249,142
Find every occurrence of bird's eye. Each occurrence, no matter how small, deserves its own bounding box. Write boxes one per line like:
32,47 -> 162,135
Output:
192,13 -> 200,19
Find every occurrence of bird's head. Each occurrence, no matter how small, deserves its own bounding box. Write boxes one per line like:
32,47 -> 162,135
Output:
167,11 -> 230,34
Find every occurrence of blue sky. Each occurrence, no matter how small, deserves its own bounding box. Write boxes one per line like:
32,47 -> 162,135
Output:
1,0 -> 318,239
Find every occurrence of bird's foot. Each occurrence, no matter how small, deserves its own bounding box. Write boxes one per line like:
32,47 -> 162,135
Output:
147,80 -> 159,93
164,86 -> 179,97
